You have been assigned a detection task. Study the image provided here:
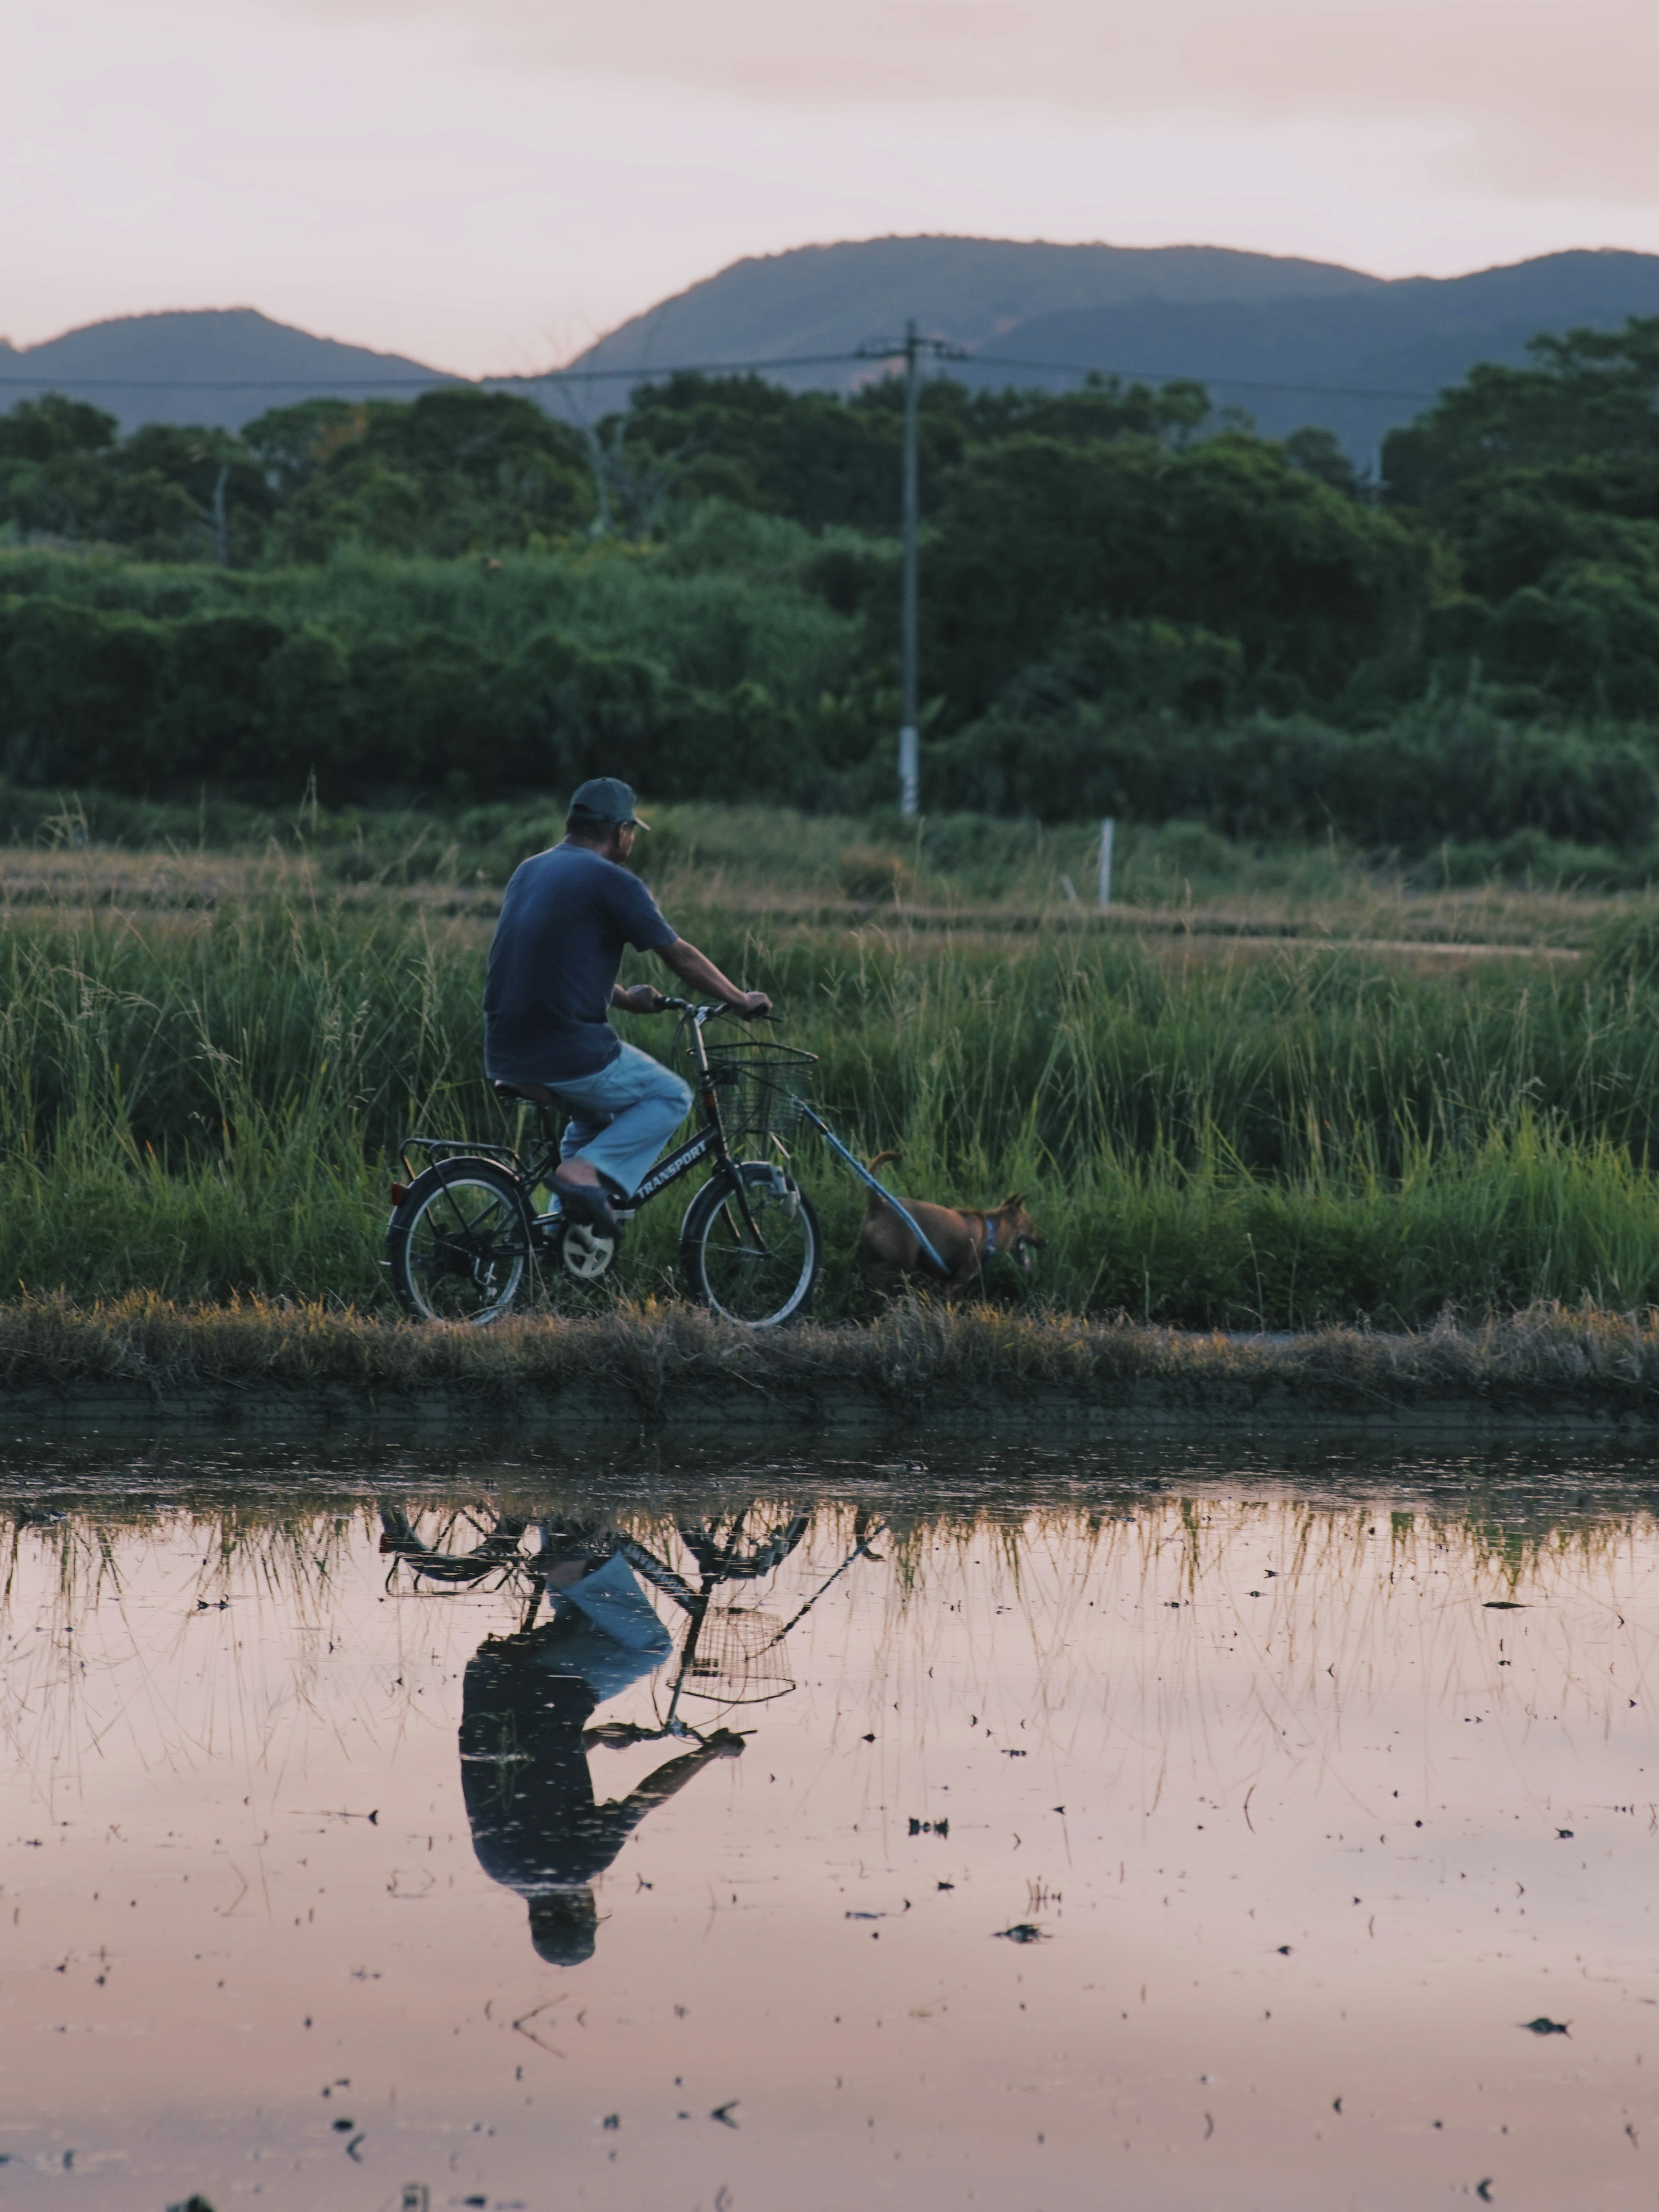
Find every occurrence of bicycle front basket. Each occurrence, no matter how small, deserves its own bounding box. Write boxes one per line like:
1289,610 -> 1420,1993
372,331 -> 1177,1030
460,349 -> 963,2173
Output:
679,1605 -> 795,1704
700,1040 -> 817,1142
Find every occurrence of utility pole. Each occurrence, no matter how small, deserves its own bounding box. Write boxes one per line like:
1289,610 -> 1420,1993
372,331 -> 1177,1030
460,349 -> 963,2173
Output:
210,463 -> 230,569
899,320 -> 921,819
858,321 -> 966,817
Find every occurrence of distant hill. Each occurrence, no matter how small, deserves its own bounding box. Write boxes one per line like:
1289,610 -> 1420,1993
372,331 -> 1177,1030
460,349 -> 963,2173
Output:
0,308 -> 452,435
569,235 -> 1378,385
567,237 -> 1659,458
14,240 -> 1659,459
977,249 -> 1659,456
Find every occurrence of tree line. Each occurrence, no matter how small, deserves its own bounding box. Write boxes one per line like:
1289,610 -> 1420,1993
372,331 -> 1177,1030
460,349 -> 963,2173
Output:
3,320 -> 1659,841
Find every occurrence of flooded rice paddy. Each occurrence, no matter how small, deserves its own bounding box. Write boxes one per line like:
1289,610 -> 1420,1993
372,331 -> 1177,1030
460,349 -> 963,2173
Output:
4,1437 -> 1659,2210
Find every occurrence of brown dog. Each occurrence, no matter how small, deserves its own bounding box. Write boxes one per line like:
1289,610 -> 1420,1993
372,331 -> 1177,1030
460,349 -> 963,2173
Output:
859,1152 -> 1046,1300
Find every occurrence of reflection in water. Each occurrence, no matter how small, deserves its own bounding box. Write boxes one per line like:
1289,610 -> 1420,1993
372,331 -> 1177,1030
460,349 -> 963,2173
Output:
5,1444 -> 1659,2211
460,1541 -> 718,1966
383,1505 -> 874,1964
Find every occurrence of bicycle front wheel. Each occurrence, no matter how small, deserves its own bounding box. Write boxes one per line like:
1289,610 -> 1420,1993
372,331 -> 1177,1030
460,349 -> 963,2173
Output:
386,1158 -> 533,1324
679,1161 -> 821,1328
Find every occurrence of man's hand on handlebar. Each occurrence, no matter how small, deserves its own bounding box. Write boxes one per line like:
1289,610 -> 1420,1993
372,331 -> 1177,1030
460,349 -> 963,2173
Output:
657,936 -> 772,1020
613,983 -> 669,1015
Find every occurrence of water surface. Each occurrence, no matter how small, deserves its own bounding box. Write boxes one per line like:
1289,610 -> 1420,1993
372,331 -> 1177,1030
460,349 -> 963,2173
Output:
3,1439 -> 1659,2209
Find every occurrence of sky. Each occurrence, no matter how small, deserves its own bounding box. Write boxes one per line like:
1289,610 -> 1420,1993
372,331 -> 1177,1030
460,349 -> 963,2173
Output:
6,0 -> 1658,375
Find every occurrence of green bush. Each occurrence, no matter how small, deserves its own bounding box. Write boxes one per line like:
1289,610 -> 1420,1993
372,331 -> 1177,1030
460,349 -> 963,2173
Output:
929,700 -> 1659,848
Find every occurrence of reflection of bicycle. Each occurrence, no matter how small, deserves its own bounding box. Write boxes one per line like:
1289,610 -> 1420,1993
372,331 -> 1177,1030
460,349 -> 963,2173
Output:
379,1501 -> 883,1740
385,1000 -> 823,1329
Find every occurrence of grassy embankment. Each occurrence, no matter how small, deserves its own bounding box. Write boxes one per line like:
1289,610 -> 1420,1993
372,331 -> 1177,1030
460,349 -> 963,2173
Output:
6,798 -> 1659,1336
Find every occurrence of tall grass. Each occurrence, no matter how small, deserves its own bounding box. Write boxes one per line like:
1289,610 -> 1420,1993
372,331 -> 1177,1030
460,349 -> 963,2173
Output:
7,864 -> 1659,1325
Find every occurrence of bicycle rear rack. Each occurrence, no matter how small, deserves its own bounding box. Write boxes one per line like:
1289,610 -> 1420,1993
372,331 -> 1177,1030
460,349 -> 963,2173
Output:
399,1135 -> 522,1170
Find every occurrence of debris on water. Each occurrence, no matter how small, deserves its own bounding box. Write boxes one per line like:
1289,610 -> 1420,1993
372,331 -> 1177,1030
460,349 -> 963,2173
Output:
1484,1601 -> 1525,1609
938,1881 -> 954,1891
1476,2183 -> 1494,2202
1522,2017 -> 1570,2035
1001,1748 -> 1027,1757
1557,1829 -> 1574,1839
1277,1945 -> 1292,1955
861,1732 -> 875,1742
908,1817 -> 949,1836
166,2198 -> 216,2212
710,2101 -> 740,2128
995,1923 -> 1047,1944
331,2116 -> 355,2131
601,2113 -> 620,2129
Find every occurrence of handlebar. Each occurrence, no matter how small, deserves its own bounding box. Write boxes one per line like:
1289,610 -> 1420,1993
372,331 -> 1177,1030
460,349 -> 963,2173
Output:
657,997 -> 778,1024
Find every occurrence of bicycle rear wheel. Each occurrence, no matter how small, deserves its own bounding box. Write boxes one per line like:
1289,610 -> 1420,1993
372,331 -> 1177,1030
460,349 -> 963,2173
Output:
679,1161 -> 821,1328
386,1158 -> 533,1324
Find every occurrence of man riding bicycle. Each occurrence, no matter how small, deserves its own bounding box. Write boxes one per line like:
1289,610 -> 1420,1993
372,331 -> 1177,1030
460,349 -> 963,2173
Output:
483,777 -> 771,1241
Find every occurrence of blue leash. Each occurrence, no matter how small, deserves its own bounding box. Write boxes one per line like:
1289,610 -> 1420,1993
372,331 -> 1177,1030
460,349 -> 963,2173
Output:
791,1101 -> 953,1278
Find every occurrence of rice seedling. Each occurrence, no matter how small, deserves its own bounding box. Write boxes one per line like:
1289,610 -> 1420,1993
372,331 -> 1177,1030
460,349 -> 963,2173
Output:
3,841 -> 1659,1324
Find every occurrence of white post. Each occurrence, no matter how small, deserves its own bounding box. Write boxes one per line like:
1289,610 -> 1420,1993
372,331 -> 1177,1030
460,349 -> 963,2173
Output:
899,725 -> 919,819
1097,817 -> 1115,910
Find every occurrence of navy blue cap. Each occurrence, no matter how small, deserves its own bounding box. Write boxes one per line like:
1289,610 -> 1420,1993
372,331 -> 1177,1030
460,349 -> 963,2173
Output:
567,777 -> 648,830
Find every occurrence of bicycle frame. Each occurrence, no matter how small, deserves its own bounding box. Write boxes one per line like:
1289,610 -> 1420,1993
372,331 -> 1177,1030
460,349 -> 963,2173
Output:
619,999 -> 770,1249
401,999 -> 766,1244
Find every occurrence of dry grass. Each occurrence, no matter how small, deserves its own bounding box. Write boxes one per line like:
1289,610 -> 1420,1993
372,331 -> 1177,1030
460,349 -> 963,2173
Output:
7,1294 -> 1659,1434
0,837 -> 1628,958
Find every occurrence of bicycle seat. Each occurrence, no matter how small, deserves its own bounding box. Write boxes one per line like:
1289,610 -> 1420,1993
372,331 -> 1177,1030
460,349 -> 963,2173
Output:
494,1079 -> 560,1107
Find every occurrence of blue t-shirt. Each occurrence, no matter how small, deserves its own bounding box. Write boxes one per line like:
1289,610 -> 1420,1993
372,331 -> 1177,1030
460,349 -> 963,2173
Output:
484,845 -> 677,1084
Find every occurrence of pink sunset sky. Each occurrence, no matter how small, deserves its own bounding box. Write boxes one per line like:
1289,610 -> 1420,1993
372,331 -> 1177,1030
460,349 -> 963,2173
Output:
7,0 -> 1656,374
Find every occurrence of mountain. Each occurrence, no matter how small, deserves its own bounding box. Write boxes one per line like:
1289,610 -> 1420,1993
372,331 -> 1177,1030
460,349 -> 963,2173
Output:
976,249 -> 1659,457
13,239 -> 1659,458
0,308 -> 453,435
566,237 -> 1659,458
567,234 -> 1379,388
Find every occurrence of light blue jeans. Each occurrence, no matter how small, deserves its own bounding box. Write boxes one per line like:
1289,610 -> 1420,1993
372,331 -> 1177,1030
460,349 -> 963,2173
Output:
548,1043 -> 692,1202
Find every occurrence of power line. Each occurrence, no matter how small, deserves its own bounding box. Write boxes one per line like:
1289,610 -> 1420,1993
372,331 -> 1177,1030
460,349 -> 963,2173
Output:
514,350 -> 875,384
0,349 -> 871,392
0,374 -> 453,390
967,352 -> 1441,402
0,346 -> 1445,403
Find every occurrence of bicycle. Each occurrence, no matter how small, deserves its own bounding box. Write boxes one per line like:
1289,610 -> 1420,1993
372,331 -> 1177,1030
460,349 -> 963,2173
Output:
384,999 -> 825,1330
379,1498 -> 884,1738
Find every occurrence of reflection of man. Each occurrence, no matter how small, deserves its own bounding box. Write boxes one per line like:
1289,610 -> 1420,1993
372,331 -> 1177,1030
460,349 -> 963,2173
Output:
459,1544 -> 744,1966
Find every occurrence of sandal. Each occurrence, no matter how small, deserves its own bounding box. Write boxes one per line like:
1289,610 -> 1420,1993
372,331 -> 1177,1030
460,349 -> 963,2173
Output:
552,1171 -> 620,1239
